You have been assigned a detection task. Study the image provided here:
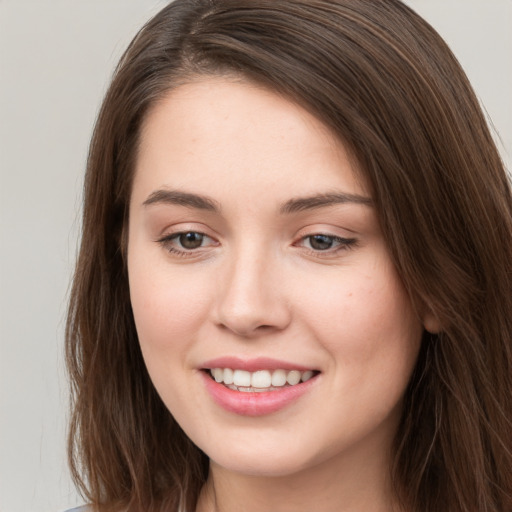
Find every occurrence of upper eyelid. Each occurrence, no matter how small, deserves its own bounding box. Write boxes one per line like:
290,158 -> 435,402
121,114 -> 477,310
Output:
156,223 -> 217,238
293,225 -> 358,241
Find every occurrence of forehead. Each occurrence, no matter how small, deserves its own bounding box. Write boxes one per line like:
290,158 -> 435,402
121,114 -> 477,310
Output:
133,77 -> 367,204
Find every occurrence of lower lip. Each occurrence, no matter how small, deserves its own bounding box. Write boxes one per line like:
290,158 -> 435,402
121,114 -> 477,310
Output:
200,371 -> 318,416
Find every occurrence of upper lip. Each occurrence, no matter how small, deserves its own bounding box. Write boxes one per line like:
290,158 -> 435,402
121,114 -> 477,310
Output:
201,356 -> 317,372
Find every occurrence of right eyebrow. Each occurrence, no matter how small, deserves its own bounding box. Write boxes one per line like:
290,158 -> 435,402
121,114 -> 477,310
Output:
143,189 -> 221,212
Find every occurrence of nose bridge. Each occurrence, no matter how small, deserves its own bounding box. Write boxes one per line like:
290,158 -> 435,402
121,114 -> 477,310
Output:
215,240 -> 290,336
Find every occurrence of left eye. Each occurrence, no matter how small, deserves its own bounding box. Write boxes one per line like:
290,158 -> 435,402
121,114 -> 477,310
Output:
301,234 -> 356,251
306,234 -> 337,250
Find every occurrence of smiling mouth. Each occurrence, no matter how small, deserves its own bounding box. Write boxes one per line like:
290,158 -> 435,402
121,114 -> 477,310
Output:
205,368 -> 320,392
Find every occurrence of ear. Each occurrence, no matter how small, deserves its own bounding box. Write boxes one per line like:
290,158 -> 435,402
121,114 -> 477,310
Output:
422,310 -> 441,334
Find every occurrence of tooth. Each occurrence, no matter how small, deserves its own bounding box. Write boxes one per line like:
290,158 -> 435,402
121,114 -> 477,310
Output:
218,368 -> 314,389
286,370 -> 301,385
233,369 -> 251,387
271,369 -> 287,387
252,387 -> 269,392
223,368 -> 234,385
301,370 -> 314,382
251,370 -> 272,388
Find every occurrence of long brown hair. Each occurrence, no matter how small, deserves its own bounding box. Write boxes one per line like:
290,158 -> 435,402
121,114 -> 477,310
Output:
66,1 -> 512,511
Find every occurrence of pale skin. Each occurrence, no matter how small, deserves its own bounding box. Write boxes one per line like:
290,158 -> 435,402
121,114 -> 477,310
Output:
127,77 -> 437,511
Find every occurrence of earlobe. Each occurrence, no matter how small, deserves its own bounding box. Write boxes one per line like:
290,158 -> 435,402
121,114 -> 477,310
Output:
423,311 -> 441,334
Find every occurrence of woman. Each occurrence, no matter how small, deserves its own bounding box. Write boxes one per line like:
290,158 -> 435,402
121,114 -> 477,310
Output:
66,1 -> 512,511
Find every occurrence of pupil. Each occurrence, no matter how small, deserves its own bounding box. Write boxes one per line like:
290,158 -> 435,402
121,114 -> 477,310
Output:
180,232 -> 203,249
310,235 -> 333,250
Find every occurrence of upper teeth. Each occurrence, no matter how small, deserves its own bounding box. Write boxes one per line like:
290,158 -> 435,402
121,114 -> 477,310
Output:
209,368 -> 315,388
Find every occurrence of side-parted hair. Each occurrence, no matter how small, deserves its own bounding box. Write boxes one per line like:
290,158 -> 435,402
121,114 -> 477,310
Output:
66,1 -> 512,511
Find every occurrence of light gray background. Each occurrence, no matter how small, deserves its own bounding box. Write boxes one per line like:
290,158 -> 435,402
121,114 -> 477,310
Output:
0,1 -> 510,511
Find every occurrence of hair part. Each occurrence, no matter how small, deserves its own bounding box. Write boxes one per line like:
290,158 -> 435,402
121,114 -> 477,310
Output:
67,1 -> 512,511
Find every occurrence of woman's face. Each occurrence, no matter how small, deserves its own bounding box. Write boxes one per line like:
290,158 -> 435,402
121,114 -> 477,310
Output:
128,78 -> 424,477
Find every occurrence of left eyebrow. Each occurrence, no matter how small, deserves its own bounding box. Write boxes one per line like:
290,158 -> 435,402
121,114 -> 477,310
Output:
280,192 -> 372,214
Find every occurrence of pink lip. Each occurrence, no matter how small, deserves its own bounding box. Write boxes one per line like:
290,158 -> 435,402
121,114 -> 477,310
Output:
200,370 -> 319,417
201,356 -> 314,372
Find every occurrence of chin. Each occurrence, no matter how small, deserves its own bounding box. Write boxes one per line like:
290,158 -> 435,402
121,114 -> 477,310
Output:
210,451 -> 315,478
194,430 -> 325,478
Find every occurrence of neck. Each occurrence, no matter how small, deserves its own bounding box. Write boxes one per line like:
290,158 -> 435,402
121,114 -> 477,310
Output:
195,432 -> 402,512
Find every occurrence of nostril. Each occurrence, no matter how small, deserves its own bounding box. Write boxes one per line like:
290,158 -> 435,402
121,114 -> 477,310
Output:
216,322 -> 284,339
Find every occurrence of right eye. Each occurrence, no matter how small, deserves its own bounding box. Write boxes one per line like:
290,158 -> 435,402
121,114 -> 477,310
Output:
157,231 -> 217,256
173,231 -> 207,249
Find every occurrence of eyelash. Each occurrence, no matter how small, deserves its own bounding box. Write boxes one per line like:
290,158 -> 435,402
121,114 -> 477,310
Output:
156,231 -> 358,258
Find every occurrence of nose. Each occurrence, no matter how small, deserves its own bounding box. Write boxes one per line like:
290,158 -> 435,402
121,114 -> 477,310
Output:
213,248 -> 292,338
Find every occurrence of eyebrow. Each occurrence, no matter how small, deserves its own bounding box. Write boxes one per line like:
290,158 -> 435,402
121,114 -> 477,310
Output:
280,192 -> 372,214
143,189 -> 221,212
143,189 -> 372,214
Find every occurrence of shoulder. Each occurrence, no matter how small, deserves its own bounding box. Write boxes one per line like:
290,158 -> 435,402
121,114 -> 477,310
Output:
63,507 -> 92,512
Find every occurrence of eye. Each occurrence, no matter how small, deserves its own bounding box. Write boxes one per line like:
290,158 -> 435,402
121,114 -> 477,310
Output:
157,230 -> 217,256
306,234 -> 337,251
298,234 -> 357,254
174,231 -> 206,250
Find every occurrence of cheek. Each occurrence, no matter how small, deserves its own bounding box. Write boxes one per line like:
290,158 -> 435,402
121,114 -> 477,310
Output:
128,254 -> 212,355
296,261 -> 422,450
127,255 -> 214,417
298,257 -> 422,374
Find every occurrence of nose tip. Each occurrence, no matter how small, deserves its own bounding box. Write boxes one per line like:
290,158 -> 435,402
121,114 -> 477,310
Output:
219,318 -> 279,338
216,289 -> 291,338
214,258 -> 291,338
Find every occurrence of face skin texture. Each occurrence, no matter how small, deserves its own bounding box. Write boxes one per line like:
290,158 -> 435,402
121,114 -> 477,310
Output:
128,77 -> 426,512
